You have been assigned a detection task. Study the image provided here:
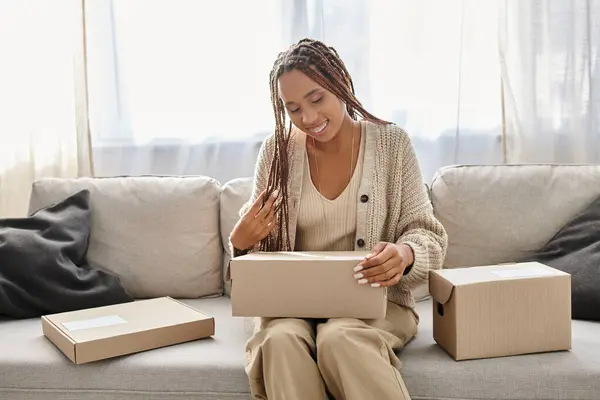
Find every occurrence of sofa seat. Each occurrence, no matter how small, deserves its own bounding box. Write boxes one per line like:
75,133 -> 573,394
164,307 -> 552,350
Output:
405,303 -> 600,400
1,298 -> 599,400
0,298 -> 250,400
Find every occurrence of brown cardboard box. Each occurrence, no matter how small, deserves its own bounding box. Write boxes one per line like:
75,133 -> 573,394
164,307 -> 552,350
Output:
42,297 -> 214,364
429,262 -> 571,361
229,251 -> 387,319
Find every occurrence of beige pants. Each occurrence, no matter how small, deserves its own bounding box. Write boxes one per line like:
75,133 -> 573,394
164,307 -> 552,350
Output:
244,301 -> 419,400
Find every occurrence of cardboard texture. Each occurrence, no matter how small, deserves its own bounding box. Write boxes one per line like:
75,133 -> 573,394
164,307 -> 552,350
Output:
42,297 -> 214,364
229,251 -> 387,319
429,262 -> 571,361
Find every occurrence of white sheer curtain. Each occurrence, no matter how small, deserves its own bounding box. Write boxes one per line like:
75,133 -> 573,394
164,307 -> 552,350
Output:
500,0 -> 600,164
2,1 -> 599,217
85,0 -> 503,184
85,0 -> 286,184
0,0 -> 92,218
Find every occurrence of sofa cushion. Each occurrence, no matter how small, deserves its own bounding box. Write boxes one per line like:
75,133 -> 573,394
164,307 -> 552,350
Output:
525,194 -> 600,321
0,190 -> 132,318
430,164 -> 600,268
1,299 -> 598,400
220,177 -> 254,295
28,177 -> 223,299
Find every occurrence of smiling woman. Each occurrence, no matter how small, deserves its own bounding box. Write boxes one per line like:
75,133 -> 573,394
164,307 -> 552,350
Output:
229,38 -> 448,400
279,70 -> 363,203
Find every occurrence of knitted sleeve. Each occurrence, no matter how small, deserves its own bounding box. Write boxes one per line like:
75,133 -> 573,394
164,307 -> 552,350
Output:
394,133 -> 448,290
227,135 -> 275,259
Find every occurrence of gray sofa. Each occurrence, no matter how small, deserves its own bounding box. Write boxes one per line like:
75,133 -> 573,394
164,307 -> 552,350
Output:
1,164 -> 599,400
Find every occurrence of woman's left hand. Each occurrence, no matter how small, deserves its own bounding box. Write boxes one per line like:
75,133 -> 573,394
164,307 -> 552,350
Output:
353,242 -> 414,287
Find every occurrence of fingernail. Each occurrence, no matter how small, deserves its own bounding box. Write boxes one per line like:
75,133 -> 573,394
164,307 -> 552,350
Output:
353,265 -> 363,272
358,279 -> 368,284
365,253 -> 373,259
273,189 -> 280,198
371,283 -> 381,288
353,273 -> 364,279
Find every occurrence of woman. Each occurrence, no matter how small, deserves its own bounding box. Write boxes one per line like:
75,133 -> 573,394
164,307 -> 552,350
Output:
229,38 -> 448,400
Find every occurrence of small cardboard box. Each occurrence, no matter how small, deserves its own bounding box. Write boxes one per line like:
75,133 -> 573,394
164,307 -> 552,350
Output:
42,297 -> 214,364
229,251 -> 387,319
429,262 -> 571,361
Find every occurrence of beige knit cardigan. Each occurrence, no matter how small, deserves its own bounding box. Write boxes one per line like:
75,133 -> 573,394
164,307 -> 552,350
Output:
228,121 -> 448,309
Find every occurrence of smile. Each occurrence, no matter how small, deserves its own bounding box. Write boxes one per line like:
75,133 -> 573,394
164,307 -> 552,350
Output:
309,120 -> 328,135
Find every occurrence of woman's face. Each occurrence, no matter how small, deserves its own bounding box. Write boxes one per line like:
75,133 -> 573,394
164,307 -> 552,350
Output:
278,69 -> 347,142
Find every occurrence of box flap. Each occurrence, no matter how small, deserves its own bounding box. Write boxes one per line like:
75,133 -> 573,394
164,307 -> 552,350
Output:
43,297 -> 210,343
230,251 -> 369,282
431,262 -> 567,287
429,270 -> 454,304
232,251 -> 368,262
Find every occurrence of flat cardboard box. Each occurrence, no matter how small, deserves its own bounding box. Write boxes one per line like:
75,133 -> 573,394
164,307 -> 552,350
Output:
42,297 -> 214,364
229,251 -> 387,319
429,262 -> 571,361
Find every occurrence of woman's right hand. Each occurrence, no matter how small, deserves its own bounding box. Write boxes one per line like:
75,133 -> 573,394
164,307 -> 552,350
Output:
230,188 -> 279,251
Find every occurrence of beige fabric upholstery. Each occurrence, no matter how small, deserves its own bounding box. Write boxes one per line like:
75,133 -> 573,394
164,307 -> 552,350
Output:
28,176 -> 223,298
219,177 -> 254,295
430,164 -> 600,268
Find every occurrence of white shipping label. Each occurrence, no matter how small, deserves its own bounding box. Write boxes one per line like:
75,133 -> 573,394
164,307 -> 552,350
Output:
491,267 -> 557,279
62,315 -> 128,332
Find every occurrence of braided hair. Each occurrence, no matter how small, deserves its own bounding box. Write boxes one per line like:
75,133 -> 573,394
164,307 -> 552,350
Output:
260,38 -> 390,252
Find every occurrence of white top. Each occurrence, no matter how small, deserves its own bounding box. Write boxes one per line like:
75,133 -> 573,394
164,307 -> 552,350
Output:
295,129 -> 365,252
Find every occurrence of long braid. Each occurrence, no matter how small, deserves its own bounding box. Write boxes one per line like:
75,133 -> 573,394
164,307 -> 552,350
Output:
261,38 -> 391,252
261,63 -> 292,251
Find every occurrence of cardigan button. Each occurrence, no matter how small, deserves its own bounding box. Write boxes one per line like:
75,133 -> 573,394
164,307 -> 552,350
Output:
356,239 -> 365,248
360,194 -> 369,203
